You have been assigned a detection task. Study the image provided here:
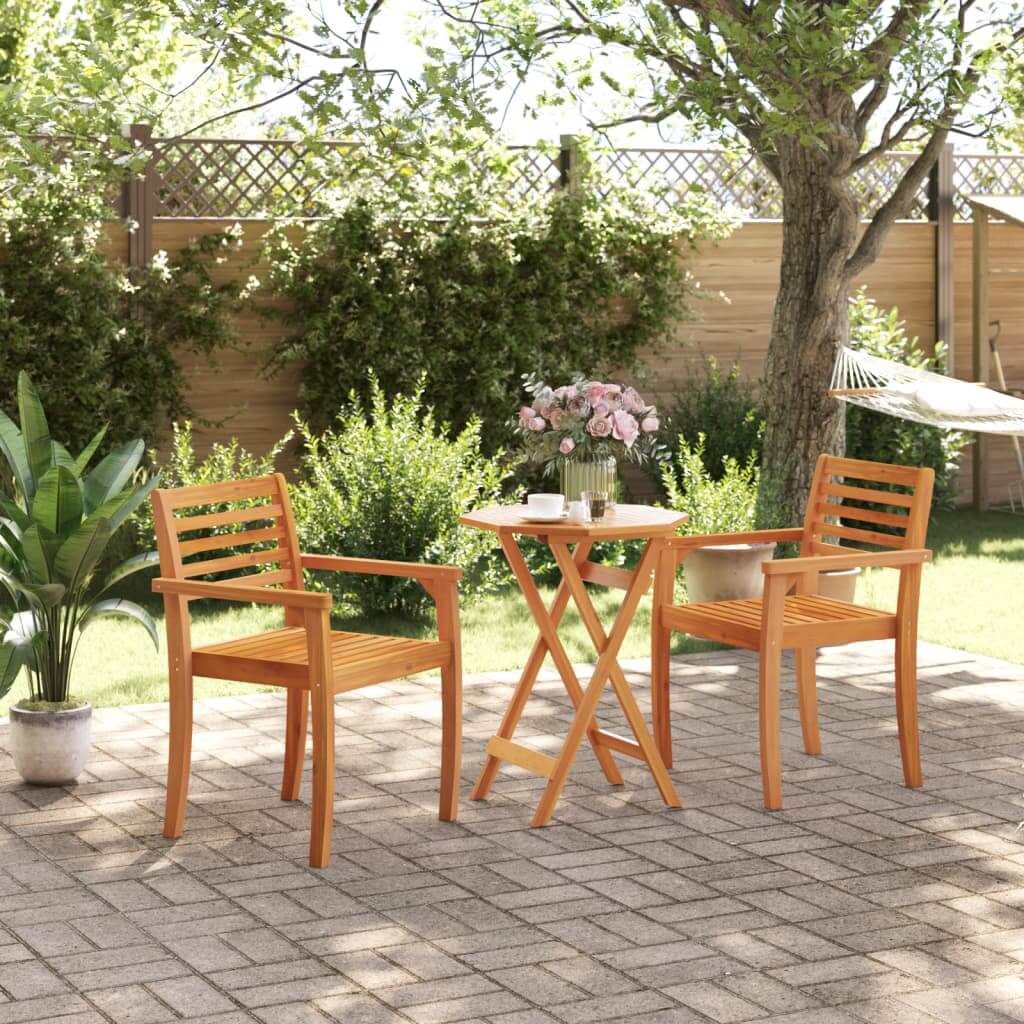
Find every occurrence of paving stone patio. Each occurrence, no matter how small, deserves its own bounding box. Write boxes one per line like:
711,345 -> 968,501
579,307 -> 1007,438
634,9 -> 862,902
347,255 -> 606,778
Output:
0,641 -> 1023,1024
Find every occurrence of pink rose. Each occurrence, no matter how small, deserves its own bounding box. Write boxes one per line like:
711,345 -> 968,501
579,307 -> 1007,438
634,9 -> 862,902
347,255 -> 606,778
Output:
592,400 -> 610,418
621,387 -> 644,413
529,416 -> 547,432
585,382 -> 608,403
641,415 -> 660,433
553,385 -> 578,400
587,415 -> 612,438
559,437 -> 576,455
519,405 -> 536,426
612,410 -> 639,447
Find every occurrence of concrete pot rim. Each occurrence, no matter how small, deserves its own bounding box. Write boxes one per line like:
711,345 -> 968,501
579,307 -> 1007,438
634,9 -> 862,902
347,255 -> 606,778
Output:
10,702 -> 92,721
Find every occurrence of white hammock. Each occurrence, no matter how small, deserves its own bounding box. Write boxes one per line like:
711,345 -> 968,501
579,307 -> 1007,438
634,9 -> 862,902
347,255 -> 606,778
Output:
830,347 -> 1024,437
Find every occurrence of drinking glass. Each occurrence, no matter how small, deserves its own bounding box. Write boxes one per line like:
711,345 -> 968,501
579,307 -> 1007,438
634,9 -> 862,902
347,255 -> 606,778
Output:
582,490 -> 608,520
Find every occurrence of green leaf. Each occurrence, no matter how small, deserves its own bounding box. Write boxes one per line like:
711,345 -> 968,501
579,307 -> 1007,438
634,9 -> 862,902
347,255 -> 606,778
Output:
93,550 -> 160,599
17,372 -> 52,496
0,643 -> 25,701
20,523 -> 61,583
83,439 -> 144,513
51,442 -> 75,470
54,516 -> 112,589
0,409 -> 31,502
31,466 -> 83,538
74,425 -> 108,476
79,599 -> 158,650
3,578 -> 66,609
0,493 -> 30,531
86,473 -> 161,533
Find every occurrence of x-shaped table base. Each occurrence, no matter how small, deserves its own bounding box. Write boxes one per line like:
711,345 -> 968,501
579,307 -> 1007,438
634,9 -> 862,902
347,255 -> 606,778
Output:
471,533 -> 681,826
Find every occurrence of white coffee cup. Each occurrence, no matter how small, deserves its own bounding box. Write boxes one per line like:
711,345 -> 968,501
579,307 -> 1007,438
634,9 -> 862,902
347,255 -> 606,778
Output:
527,493 -> 564,518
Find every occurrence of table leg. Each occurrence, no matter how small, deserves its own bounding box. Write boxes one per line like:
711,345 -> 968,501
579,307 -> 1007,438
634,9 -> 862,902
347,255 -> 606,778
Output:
471,536 -> 623,801
547,540 -> 681,815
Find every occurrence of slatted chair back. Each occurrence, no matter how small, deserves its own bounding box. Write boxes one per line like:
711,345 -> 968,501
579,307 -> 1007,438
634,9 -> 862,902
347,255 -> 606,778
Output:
151,474 -> 304,596
802,455 -> 934,558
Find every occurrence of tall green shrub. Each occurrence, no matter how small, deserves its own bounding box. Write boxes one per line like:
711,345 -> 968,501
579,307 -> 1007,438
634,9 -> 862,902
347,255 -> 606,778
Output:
0,163 -> 245,456
846,290 -> 967,508
265,179 -> 730,453
291,378 -> 508,616
665,357 -> 765,481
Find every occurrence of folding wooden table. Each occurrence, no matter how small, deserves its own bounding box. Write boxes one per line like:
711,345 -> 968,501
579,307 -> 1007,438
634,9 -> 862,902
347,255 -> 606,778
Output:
460,504 -> 686,825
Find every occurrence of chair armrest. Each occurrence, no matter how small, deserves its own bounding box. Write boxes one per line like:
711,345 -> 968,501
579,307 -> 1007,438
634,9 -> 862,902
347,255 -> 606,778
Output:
153,577 -> 332,609
761,548 -> 931,575
667,528 -> 804,550
301,554 -> 462,583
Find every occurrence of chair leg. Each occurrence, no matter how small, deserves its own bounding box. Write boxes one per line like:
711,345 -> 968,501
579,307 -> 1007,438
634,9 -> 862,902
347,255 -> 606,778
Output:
796,647 -> 821,755
895,631 -> 923,788
651,548 -> 675,768
439,659 -> 462,822
281,688 -> 309,801
163,667 -> 193,839
759,645 -> 784,810
306,610 -> 335,869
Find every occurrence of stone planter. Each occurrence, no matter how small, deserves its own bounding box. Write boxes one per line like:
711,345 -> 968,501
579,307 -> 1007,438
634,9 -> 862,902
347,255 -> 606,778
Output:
9,703 -> 92,785
684,542 -> 777,603
817,566 -> 862,604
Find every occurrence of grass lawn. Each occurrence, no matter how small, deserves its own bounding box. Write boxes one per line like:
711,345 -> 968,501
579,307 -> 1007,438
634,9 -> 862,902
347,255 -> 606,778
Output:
8,507 -> 1021,710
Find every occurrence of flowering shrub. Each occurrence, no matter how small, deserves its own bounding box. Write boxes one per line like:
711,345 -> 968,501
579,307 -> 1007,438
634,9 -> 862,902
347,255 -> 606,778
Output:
0,161 -> 245,456
265,147 -> 732,453
516,376 -> 666,471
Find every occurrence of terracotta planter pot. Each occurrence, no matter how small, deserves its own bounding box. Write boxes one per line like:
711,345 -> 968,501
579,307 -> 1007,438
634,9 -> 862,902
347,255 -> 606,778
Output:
684,542 -> 777,603
9,703 -> 92,785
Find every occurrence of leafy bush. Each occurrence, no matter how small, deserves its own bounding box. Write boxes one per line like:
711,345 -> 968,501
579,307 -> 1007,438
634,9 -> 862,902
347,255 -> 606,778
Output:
846,289 -> 967,508
132,421 -> 292,554
265,174 -> 730,453
661,433 -> 760,535
291,378 -> 508,615
664,357 -> 765,480
0,162 -> 245,456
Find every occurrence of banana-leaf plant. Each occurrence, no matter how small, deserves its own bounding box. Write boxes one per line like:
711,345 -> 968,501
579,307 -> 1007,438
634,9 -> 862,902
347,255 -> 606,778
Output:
0,372 -> 160,705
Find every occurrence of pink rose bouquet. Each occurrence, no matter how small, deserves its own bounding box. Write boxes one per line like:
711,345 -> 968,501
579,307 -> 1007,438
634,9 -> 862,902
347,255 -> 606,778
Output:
515,373 -> 666,471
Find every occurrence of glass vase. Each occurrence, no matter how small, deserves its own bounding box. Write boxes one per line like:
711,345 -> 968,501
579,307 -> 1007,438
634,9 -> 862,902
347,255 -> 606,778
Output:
559,456 -> 617,506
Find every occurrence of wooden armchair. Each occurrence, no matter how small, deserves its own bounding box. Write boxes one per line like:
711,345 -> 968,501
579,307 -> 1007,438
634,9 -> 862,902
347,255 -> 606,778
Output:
651,455 -> 934,809
150,474 -> 462,868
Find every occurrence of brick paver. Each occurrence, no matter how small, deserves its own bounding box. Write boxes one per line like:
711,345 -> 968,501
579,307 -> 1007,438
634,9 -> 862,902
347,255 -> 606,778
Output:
0,640 -> 1022,1022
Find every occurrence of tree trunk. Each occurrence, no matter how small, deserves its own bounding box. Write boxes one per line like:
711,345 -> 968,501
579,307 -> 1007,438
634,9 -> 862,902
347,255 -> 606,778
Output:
756,145 -> 860,528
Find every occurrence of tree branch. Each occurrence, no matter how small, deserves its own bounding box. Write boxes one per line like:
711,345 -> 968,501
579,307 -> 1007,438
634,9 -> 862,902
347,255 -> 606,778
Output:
845,128 -> 946,280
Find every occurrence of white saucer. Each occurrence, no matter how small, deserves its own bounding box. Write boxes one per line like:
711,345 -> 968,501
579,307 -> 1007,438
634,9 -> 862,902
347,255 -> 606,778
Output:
518,512 -> 569,523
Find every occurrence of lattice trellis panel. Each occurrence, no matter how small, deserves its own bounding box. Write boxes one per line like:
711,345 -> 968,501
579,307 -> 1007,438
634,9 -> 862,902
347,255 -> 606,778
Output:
952,154 -> 1024,220
589,147 -> 930,221
591,148 -> 782,217
150,138 -> 362,218
506,147 -> 563,196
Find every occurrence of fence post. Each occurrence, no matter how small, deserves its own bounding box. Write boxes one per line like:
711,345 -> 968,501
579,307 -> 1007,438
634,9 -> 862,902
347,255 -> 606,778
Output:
559,134 -> 583,192
123,123 -> 155,269
927,142 -> 955,361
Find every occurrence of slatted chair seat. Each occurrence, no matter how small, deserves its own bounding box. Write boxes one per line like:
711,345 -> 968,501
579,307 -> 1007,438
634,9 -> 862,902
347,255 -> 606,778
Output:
193,628 -> 451,689
150,473 -> 463,869
663,595 -> 897,651
651,454 -> 934,811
